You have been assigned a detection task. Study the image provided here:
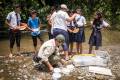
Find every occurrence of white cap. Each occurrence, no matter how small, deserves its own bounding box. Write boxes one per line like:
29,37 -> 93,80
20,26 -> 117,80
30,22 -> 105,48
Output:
60,4 -> 68,10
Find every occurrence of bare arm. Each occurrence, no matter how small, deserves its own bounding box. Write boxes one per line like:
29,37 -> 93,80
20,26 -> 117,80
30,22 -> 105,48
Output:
66,14 -> 77,22
38,47 -> 54,71
5,19 -> 19,29
68,28 -> 73,32
48,19 -> 52,26
26,25 -> 33,31
47,15 -> 52,26
5,19 -> 12,28
43,61 -> 53,71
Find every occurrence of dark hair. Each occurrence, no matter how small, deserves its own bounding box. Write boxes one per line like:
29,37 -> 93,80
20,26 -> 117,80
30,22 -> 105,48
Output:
76,8 -> 83,15
30,10 -> 37,14
93,11 -> 103,25
68,10 -> 76,16
67,10 -> 72,15
96,11 -> 102,19
76,8 -> 81,12
29,9 -> 37,17
50,6 -> 56,13
14,4 -> 20,9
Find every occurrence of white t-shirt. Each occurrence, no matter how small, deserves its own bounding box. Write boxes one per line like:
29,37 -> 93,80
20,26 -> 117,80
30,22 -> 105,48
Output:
75,14 -> 86,27
6,11 -> 21,29
52,10 -> 69,31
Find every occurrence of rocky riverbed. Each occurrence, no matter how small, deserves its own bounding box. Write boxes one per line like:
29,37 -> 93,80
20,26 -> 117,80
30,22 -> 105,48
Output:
0,45 -> 120,80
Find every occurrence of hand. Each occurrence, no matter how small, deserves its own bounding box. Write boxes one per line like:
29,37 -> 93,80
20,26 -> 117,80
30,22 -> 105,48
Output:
12,27 -> 18,30
15,26 -> 20,30
27,27 -> 33,32
9,53 -> 13,58
44,61 -> 54,72
60,59 -> 67,65
30,29 -> 34,32
49,66 -> 54,71
73,13 -> 78,17
69,29 -> 73,33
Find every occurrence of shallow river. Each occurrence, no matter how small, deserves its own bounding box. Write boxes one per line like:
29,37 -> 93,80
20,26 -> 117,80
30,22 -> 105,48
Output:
0,29 -> 120,80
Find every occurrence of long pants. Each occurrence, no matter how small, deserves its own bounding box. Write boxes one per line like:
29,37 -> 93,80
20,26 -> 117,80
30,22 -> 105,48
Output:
53,28 -> 69,51
9,29 -> 21,48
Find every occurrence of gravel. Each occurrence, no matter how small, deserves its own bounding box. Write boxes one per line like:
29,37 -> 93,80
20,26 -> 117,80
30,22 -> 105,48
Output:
0,45 -> 120,80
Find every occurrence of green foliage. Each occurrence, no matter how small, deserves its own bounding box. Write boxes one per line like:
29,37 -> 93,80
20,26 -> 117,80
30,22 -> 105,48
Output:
0,0 -> 120,29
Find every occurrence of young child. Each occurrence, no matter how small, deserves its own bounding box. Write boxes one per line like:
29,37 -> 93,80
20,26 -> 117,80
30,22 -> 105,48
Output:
27,10 -> 43,53
88,11 -> 109,54
67,11 -> 76,54
74,8 -> 86,54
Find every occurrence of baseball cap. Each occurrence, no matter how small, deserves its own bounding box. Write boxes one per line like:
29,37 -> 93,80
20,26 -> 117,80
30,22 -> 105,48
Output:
55,34 -> 65,43
60,4 -> 68,11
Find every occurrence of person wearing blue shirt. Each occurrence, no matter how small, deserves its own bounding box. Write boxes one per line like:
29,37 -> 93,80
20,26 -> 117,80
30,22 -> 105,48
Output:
27,10 -> 43,53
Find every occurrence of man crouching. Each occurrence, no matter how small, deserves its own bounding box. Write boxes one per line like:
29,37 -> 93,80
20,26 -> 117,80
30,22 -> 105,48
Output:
33,34 -> 66,71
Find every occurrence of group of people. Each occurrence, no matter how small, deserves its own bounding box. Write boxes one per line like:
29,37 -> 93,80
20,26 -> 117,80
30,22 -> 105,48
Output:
5,4 -> 109,71
46,4 -> 109,57
6,4 -> 43,57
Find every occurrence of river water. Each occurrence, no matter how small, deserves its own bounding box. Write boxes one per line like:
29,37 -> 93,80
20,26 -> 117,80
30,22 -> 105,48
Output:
0,31 -> 48,56
0,29 -> 120,80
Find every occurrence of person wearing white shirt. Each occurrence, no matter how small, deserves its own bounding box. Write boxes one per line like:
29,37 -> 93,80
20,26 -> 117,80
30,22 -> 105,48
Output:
5,4 -> 21,57
33,34 -> 66,71
51,4 -> 77,60
67,11 -> 76,54
74,8 -> 86,54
